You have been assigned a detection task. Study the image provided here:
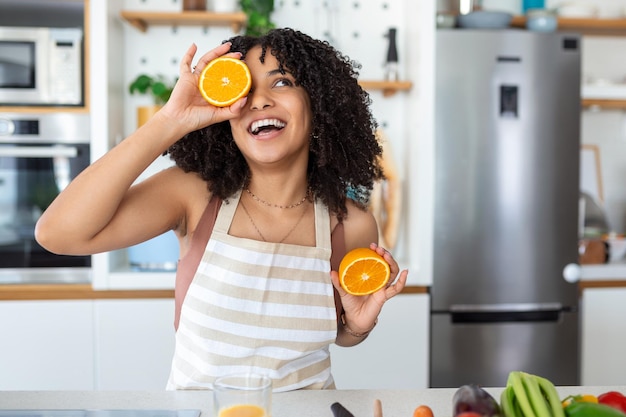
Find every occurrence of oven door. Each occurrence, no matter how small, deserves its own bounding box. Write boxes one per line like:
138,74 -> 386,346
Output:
0,143 -> 91,273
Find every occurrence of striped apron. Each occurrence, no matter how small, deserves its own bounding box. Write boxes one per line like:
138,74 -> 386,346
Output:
166,190 -> 337,391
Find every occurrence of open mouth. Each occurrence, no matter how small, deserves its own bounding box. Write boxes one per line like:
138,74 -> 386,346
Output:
249,118 -> 286,135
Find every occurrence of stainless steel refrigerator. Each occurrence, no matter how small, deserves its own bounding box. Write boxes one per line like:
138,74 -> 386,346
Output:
431,29 -> 581,388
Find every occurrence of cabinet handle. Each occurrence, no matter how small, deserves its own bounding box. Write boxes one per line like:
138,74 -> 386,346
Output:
0,146 -> 78,158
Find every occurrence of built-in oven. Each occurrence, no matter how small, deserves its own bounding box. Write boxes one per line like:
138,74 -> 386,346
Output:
0,112 -> 90,284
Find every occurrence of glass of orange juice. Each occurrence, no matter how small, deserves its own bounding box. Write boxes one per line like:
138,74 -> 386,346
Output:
213,373 -> 272,417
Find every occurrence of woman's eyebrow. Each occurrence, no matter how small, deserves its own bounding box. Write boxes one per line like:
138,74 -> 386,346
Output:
266,68 -> 291,77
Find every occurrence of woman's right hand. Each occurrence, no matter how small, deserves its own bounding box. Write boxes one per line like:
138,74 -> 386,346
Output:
157,42 -> 248,134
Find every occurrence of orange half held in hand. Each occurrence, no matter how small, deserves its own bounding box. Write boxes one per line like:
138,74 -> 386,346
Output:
198,56 -> 251,107
339,247 -> 391,296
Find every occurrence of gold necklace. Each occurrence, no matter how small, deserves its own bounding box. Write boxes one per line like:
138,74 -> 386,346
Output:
245,188 -> 309,209
240,199 -> 309,243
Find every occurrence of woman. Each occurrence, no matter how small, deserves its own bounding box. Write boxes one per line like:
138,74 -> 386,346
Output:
35,28 -> 408,391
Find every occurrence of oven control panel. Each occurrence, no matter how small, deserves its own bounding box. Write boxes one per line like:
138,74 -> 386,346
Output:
0,118 -> 39,136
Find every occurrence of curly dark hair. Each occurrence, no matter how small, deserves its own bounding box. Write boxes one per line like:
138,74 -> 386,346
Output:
167,28 -> 384,220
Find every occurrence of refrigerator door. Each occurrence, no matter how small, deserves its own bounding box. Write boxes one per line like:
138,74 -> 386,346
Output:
430,307 -> 579,387
432,30 -> 581,310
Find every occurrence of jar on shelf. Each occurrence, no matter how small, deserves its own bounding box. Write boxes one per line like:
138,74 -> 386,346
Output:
183,0 -> 207,11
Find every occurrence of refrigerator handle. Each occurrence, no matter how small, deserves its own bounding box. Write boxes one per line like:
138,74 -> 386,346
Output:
450,303 -> 563,324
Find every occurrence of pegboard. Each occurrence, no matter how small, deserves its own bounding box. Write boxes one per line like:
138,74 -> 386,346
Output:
122,0 -> 409,132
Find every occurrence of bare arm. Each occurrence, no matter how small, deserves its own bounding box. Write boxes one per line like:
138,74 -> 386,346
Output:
35,42 -> 246,255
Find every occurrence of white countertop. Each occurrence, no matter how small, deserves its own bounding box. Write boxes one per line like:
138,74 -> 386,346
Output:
1,387 -> 625,417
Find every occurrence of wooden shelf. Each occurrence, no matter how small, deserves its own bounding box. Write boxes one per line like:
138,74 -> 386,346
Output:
120,10 -> 247,33
511,15 -> 626,36
0,106 -> 88,114
359,80 -> 413,97
582,99 -> 626,109
581,85 -> 626,109
512,17 -> 626,108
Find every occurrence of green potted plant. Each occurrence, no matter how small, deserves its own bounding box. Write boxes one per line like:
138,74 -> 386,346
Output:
241,0 -> 275,36
128,74 -> 176,127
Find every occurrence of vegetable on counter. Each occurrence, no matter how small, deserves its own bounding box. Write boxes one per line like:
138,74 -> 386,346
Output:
564,401 -> 626,417
599,391 -> 626,413
413,404 -> 434,417
562,394 -> 598,407
500,371 -> 564,417
453,384 -> 502,417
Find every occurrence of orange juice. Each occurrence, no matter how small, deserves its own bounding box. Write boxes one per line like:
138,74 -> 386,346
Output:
218,404 -> 266,417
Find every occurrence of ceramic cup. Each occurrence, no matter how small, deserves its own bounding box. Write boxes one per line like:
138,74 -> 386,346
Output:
213,373 -> 272,417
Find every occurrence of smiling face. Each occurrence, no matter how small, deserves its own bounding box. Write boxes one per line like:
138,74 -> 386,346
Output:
229,46 -> 313,170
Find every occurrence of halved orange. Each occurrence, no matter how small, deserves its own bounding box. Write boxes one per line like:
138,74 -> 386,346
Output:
339,247 -> 391,296
198,56 -> 251,107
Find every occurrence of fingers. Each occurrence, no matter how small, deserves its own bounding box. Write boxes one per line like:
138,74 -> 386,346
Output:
192,42 -> 241,75
329,270 -> 348,297
385,269 -> 408,299
369,242 -> 391,260
366,242 -> 408,297
180,43 -> 198,76
181,42 -> 237,78
227,96 -> 248,113
369,242 -> 400,278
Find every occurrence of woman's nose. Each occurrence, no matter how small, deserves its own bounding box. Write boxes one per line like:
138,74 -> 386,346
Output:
247,88 -> 273,110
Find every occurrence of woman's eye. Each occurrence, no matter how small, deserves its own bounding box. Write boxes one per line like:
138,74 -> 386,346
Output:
274,78 -> 293,88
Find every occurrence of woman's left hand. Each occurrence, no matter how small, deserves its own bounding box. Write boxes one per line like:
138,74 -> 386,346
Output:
330,243 -> 408,340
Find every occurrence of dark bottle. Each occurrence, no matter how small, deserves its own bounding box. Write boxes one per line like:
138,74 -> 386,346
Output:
385,27 -> 398,81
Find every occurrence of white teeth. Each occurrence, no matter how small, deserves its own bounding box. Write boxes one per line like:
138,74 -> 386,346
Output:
250,118 -> 285,134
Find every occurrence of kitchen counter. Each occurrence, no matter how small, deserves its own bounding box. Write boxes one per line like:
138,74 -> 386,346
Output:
1,387 -> 625,417
0,259 -> 623,301
581,261 -> 626,281
0,284 -> 174,301
0,284 -> 427,301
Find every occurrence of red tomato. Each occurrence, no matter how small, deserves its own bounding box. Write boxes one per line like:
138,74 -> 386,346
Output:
413,405 -> 434,417
598,391 -> 626,413
456,413 -> 481,417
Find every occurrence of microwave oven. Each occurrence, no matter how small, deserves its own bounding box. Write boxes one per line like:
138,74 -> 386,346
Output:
0,26 -> 83,106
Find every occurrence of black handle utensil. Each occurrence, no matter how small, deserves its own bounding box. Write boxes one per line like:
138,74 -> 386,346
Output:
331,402 -> 356,417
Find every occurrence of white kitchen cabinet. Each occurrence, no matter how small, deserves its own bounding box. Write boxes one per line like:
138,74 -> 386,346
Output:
94,299 -> 175,390
581,288 -> 626,385
0,300 -> 95,390
330,293 -> 429,389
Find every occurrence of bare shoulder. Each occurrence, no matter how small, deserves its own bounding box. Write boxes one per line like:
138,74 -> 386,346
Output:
339,199 -> 378,250
137,165 -> 211,235
139,165 -> 208,198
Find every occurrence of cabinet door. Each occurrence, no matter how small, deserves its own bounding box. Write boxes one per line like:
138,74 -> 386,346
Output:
329,293 -> 429,389
0,300 -> 94,390
94,299 -> 175,390
581,288 -> 626,385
